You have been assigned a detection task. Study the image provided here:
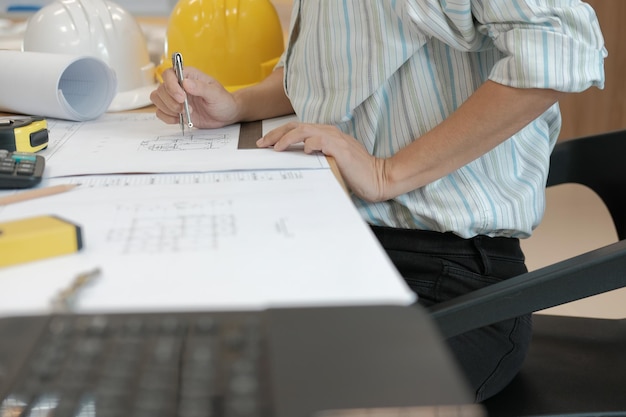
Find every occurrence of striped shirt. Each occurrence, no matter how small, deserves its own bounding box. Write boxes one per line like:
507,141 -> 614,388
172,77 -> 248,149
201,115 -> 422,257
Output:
279,0 -> 606,238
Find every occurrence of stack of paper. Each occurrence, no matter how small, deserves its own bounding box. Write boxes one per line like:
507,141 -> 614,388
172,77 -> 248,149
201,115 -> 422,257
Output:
0,114 -> 416,317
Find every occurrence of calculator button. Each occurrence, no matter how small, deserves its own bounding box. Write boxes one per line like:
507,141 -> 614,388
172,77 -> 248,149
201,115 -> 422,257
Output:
0,162 -> 15,173
17,161 -> 35,169
0,151 -> 45,189
16,165 -> 36,175
11,152 -> 37,162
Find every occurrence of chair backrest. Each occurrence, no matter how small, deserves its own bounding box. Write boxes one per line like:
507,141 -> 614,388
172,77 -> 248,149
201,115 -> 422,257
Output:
482,130 -> 626,417
547,129 -> 626,240
429,129 -> 626,339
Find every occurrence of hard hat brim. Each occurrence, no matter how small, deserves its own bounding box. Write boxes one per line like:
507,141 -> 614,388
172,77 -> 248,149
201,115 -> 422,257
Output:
107,83 -> 158,112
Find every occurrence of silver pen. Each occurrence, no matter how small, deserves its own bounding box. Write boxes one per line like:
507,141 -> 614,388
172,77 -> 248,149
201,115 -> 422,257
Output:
172,52 -> 193,135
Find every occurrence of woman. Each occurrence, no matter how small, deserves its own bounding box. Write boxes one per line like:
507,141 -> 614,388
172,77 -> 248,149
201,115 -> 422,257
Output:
151,0 -> 606,401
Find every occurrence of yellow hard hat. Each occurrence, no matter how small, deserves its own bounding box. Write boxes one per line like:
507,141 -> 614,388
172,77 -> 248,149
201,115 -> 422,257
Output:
157,0 -> 285,92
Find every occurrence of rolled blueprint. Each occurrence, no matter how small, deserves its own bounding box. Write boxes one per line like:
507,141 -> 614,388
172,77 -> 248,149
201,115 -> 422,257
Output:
0,50 -> 117,121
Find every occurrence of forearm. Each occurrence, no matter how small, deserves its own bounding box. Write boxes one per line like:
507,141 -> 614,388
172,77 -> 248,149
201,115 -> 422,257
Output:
382,81 -> 563,199
233,68 -> 295,122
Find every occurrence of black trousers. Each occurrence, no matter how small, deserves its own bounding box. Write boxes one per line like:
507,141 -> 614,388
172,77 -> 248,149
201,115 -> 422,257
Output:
371,226 -> 532,402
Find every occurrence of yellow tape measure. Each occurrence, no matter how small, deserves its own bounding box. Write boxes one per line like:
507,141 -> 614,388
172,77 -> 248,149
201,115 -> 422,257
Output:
0,116 -> 49,153
0,215 -> 83,267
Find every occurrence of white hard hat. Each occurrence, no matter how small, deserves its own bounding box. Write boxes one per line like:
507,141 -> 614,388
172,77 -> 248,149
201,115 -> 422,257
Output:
22,0 -> 157,112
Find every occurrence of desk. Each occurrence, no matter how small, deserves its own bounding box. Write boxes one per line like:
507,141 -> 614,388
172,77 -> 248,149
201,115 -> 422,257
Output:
0,111 -> 481,417
0,110 -> 416,317
0,110 -> 483,415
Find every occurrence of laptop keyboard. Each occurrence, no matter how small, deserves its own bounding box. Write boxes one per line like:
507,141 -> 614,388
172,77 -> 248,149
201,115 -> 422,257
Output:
0,312 -> 268,417
0,306 -> 484,417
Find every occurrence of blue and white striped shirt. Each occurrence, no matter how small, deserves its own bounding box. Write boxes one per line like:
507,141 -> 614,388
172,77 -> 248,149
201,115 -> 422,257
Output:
279,0 -> 606,238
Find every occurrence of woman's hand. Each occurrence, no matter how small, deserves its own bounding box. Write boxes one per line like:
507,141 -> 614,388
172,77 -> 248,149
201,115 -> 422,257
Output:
257,122 -> 390,202
150,66 -> 241,129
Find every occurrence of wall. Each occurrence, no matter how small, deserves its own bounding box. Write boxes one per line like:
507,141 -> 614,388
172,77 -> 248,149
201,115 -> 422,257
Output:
558,0 -> 626,140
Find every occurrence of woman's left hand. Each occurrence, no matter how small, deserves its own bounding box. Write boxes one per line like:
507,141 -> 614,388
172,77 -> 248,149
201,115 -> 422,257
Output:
257,122 -> 389,202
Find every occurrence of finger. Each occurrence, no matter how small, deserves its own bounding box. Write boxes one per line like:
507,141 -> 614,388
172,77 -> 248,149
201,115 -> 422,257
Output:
256,122 -> 301,148
151,85 -> 183,117
154,108 -> 181,125
184,75 -> 222,111
161,68 -> 187,103
182,66 -> 212,83
274,124 -> 334,152
183,77 -> 222,105
151,88 -> 181,125
302,136 -> 325,154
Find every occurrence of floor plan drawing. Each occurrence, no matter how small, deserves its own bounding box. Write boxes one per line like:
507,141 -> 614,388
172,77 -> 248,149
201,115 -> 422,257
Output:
138,133 -> 231,151
41,113 -> 328,177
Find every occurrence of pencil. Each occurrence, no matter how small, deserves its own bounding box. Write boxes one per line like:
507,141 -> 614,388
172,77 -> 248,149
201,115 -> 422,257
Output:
0,184 -> 80,206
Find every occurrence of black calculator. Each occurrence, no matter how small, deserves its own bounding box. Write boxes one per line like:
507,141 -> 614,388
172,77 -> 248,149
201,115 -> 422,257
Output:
0,150 -> 45,189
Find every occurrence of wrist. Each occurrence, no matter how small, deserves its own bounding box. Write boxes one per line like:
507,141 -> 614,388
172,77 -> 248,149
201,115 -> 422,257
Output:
368,157 -> 397,203
229,69 -> 293,122
376,153 -> 428,201
231,89 -> 250,122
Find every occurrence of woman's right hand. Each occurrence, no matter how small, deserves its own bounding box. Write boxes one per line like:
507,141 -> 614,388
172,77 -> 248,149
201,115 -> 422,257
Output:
150,66 -> 241,129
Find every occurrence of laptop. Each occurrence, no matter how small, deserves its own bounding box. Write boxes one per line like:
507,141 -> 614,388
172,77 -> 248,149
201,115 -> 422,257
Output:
0,305 -> 484,417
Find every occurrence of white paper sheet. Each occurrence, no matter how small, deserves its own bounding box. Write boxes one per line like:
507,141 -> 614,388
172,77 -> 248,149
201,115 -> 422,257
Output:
0,50 -> 117,121
40,113 -> 328,177
0,170 -> 415,317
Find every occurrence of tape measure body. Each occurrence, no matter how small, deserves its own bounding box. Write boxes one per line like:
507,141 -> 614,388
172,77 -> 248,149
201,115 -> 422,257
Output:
0,117 -> 49,152
0,215 -> 82,267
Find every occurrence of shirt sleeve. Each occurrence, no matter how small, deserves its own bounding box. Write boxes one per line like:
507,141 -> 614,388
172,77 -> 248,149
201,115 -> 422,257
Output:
403,0 -> 607,92
474,0 -> 607,91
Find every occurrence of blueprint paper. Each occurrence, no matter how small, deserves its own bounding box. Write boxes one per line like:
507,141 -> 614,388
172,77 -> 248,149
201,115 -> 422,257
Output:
40,114 -> 328,177
0,50 -> 116,121
0,170 -> 415,316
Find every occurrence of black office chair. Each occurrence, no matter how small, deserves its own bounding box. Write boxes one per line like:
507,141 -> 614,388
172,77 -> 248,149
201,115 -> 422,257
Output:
428,129 -> 626,417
